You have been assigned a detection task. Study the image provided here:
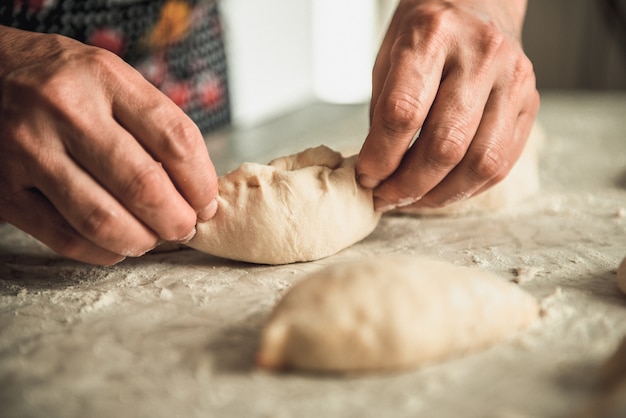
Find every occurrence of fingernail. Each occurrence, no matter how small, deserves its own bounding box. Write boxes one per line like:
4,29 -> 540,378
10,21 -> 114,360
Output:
198,198 -> 218,221
374,197 -> 396,212
397,197 -> 421,208
178,226 -> 196,244
374,197 -> 421,212
358,174 -> 381,189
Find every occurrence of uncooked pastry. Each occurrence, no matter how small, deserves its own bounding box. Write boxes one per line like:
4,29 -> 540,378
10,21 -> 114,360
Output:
617,255 -> 626,295
186,146 -> 381,264
396,123 -> 544,215
257,256 -> 539,373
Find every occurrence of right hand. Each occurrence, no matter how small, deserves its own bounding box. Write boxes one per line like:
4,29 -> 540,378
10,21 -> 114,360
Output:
356,0 -> 538,212
0,27 -> 219,265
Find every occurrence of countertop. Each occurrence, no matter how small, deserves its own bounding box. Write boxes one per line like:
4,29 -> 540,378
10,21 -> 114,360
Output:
1,91 -> 626,418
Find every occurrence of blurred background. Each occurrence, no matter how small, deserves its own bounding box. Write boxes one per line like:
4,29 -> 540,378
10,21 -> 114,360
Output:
220,0 -> 626,127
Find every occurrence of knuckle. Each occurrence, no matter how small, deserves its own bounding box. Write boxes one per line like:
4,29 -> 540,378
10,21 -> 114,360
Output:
468,147 -> 506,181
511,54 -> 535,85
16,45 -> 116,110
123,163 -> 167,210
516,52 -> 535,75
379,92 -> 423,135
499,51 -> 536,95
425,126 -> 469,167
37,75 -> 71,101
154,111 -> 204,161
144,100 -> 204,161
477,24 -> 505,58
78,205 -> 120,242
411,2 -> 453,34
68,44 -> 119,73
392,5 -> 451,57
460,25 -> 505,76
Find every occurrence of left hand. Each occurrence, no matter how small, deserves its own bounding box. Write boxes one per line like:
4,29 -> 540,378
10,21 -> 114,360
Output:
356,0 -> 540,211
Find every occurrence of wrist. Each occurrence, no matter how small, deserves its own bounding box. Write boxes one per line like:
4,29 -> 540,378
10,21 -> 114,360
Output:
471,0 -> 528,37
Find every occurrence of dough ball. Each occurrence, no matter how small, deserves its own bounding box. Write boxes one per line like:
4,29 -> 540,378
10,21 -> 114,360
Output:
396,123 -> 544,216
186,146 -> 382,265
617,255 -> 626,295
257,256 -> 539,373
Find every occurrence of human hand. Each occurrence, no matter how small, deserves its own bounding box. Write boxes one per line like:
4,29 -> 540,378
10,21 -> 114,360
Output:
356,0 -> 539,211
0,27 -> 218,265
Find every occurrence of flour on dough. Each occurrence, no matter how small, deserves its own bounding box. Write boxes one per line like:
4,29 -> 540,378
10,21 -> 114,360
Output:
186,145 -> 381,265
257,256 -> 539,373
617,255 -> 626,296
396,123 -> 544,215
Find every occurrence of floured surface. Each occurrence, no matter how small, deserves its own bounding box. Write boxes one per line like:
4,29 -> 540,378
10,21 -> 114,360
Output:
1,93 -> 626,418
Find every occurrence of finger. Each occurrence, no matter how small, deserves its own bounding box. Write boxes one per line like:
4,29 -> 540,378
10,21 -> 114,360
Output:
402,87 -> 539,210
472,100 -> 539,195
469,66 -> 540,196
2,188 -> 125,265
357,32 -> 447,189
35,150 -> 160,257
414,89 -> 520,208
62,117 -> 199,242
110,64 -> 219,219
372,67 -> 493,210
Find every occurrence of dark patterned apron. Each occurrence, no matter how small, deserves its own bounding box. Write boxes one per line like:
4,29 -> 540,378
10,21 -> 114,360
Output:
0,0 -> 230,135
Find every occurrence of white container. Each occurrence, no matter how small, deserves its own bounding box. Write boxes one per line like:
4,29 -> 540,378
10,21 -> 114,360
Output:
312,0 -> 377,104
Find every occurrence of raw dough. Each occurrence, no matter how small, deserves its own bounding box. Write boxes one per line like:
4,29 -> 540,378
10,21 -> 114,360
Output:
186,146 -> 381,265
396,123 -> 544,215
257,256 -> 539,373
617,255 -> 626,295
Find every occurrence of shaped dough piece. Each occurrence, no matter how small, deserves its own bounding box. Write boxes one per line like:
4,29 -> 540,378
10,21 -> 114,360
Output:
396,123 -> 544,215
257,256 -> 539,373
186,146 -> 381,265
617,255 -> 626,296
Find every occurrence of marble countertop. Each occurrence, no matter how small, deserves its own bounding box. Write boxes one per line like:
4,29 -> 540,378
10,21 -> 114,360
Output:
1,91 -> 625,418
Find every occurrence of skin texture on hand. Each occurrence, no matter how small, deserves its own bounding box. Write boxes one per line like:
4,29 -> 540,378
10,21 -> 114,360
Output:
0,26 -> 219,265
357,0 -> 539,211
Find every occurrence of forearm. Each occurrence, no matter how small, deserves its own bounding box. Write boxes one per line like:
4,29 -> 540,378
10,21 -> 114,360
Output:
459,0 -> 528,37
482,0 -> 528,36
